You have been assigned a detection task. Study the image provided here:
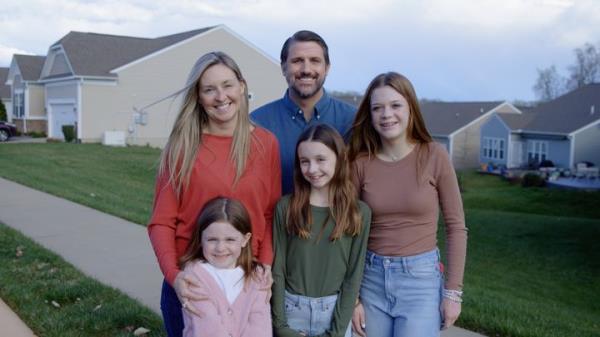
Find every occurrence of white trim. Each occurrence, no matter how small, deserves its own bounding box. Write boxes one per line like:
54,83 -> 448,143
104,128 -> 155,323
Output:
38,75 -> 117,84
568,135 -> 575,168
506,134 -> 512,166
110,26 -> 221,74
24,87 -> 30,118
25,116 -> 47,120
448,101 -> 517,137
45,80 -> 79,87
568,118 -> 600,137
80,78 -> 118,86
77,80 -> 82,139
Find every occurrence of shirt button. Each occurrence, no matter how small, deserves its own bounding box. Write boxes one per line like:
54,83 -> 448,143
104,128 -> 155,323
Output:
227,308 -> 233,315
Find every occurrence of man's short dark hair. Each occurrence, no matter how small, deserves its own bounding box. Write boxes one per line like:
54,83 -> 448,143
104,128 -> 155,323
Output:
280,30 -> 330,65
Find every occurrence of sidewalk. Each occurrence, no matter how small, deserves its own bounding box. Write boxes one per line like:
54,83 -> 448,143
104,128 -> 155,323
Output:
0,177 -> 484,337
0,297 -> 37,337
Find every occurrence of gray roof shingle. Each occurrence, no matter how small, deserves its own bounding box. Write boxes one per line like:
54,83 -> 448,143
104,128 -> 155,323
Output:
496,83 -> 600,134
48,27 -> 215,78
421,101 -> 503,136
521,83 -> 600,134
0,67 -> 10,99
14,54 -> 46,81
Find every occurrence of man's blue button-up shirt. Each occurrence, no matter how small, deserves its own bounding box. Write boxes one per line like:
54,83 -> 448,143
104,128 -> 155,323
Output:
251,90 -> 357,195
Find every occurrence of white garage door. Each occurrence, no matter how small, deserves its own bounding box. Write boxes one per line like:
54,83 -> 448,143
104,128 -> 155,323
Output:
50,103 -> 77,139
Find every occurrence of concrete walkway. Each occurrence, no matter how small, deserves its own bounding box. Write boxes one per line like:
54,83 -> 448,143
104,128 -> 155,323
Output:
0,298 -> 37,337
0,177 -> 484,337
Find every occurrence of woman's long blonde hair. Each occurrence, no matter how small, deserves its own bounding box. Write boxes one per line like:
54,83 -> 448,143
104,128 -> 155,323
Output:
159,52 -> 252,196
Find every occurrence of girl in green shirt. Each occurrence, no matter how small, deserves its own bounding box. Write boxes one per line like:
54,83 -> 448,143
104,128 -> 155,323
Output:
271,124 -> 371,337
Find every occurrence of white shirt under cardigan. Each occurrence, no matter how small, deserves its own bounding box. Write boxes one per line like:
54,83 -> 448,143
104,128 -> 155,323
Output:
201,262 -> 244,305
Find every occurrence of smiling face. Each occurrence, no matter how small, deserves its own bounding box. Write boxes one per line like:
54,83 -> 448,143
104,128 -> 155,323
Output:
201,220 -> 251,269
370,85 -> 411,144
282,41 -> 330,100
198,63 -> 245,132
297,140 -> 337,192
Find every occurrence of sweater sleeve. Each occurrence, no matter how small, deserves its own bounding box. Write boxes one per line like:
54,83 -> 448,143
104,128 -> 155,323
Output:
242,275 -> 273,337
271,199 -> 303,337
258,135 -> 282,265
147,172 -> 181,286
434,145 -> 468,291
316,204 -> 371,337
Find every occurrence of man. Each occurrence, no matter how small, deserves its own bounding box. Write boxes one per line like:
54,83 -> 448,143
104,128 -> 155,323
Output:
251,30 -> 356,194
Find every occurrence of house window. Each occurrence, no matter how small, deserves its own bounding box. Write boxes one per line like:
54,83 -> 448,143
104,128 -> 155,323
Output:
527,140 -> 548,163
483,137 -> 505,160
13,91 -> 24,118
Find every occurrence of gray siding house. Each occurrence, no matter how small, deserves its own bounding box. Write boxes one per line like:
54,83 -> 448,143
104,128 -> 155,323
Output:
480,83 -> 600,169
0,68 -> 11,122
5,55 -> 46,133
421,101 -> 521,169
11,24 -> 285,144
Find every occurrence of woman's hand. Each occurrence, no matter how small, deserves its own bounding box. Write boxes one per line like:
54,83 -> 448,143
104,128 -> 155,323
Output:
440,298 -> 461,330
173,271 -> 205,317
259,265 -> 273,302
351,302 -> 367,337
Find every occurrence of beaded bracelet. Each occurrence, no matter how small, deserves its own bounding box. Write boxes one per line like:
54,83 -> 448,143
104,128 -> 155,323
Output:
443,289 -> 463,303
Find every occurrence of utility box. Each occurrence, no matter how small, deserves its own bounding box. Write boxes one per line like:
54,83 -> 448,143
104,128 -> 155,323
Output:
102,131 -> 126,147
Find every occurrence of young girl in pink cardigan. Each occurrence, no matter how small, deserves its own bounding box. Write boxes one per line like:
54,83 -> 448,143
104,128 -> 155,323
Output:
179,197 -> 272,337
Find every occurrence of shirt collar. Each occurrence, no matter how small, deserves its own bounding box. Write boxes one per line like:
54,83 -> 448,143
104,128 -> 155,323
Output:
283,89 -> 332,120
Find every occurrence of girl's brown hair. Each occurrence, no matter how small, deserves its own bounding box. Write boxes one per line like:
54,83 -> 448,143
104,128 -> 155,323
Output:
287,124 -> 362,240
179,197 -> 261,281
348,72 -> 433,179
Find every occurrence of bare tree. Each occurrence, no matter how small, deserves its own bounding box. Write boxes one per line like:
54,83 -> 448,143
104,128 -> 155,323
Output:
533,65 -> 564,102
566,43 -> 600,90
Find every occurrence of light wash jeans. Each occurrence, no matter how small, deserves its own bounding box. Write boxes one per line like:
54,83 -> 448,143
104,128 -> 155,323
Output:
284,290 -> 352,337
359,249 -> 443,337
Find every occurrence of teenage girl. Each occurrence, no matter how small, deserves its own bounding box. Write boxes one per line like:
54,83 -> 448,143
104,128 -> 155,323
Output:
271,123 -> 371,337
348,72 -> 467,337
179,197 -> 271,337
147,52 -> 281,337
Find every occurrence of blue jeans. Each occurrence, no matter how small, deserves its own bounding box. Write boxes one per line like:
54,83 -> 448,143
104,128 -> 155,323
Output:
284,290 -> 352,337
161,280 -> 183,337
360,249 -> 442,337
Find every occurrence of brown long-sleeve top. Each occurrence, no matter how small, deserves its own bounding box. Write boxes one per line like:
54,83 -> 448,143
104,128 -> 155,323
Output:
353,142 -> 467,290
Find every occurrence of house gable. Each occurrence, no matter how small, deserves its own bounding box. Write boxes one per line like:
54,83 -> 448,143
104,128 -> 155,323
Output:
41,45 -> 75,79
448,101 -> 520,138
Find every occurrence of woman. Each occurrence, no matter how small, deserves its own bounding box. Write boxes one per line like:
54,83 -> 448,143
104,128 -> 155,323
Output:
147,52 -> 281,337
348,72 -> 467,337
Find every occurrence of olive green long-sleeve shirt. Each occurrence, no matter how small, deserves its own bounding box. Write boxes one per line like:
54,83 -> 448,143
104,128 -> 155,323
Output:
271,195 -> 371,337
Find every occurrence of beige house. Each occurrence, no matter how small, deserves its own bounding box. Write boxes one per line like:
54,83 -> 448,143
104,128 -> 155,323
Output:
35,24 -> 285,145
421,101 -> 521,169
5,55 -> 46,133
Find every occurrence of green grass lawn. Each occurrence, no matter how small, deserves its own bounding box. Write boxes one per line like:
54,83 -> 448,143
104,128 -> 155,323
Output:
1,143 -> 599,337
0,222 -> 166,337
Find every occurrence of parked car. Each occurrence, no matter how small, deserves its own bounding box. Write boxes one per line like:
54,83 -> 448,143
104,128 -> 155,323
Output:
0,121 -> 18,142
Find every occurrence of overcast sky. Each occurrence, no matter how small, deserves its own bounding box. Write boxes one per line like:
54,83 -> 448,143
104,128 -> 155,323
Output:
1,0 -> 599,102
